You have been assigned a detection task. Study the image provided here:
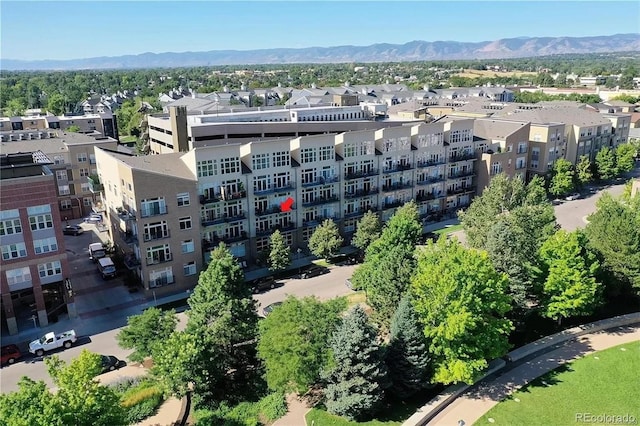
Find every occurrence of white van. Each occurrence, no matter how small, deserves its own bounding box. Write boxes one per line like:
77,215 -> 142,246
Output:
89,243 -> 106,261
97,257 -> 117,279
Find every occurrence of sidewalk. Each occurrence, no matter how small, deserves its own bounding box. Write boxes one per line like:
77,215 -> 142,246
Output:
272,394 -> 312,426
428,324 -> 640,425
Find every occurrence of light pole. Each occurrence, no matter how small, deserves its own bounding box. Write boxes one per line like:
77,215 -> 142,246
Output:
297,248 -> 302,277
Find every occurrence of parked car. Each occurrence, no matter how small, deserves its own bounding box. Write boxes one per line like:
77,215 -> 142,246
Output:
84,214 -> 103,224
100,355 -> 126,374
252,276 -> 276,293
89,242 -> 106,261
29,330 -> 77,357
97,257 -> 117,279
301,265 -> 327,279
262,301 -> 283,317
63,225 -> 84,236
1,344 -> 21,366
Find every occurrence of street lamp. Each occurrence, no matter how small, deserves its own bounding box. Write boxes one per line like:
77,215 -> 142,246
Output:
297,248 -> 302,277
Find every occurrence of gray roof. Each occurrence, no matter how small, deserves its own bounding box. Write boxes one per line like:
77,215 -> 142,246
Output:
1,132 -> 116,155
104,150 -> 196,181
495,105 -> 612,127
473,118 -> 529,140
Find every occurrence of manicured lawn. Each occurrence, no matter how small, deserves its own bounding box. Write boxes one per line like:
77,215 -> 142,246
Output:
306,396 -> 430,426
475,341 -> 640,426
433,223 -> 464,236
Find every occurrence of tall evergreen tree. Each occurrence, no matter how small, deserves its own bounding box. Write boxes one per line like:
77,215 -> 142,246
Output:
322,306 -> 389,421
386,297 -> 432,399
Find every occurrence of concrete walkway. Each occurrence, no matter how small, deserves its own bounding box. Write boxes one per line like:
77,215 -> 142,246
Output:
428,324 -> 640,425
273,393 -> 312,426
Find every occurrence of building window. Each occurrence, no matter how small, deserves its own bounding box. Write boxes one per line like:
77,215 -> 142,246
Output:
149,267 -> 174,287
38,261 -> 62,278
146,244 -> 172,265
58,185 -> 70,195
143,221 -> 169,241
181,239 -> 195,253
177,193 -> 190,207
83,198 -> 92,207
197,160 -> 216,177
319,146 -> 334,161
179,216 -> 192,230
29,214 -> 53,230
6,266 -> 32,288
273,151 -> 290,167
55,170 -> 68,181
183,262 -> 197,276
53,155 -> 65,165
344,144 -> 356,158
220,157 -> 240,174
140,197 -> 167,217
0,218 -> 22,235
79,168 -> 89,177
33,237 -> 58,254
61,200 -> 72,210
300,148 -> 317,164
255,237 -> 269,253
252,153 -> 270,170
2,243 -> 28,260
77,153 -> 88,162
81,183 -> 91,192
490,162 -> 502,176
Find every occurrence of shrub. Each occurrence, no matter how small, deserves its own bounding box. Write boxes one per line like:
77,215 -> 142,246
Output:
258,392 -> 287,422
125,393 -> 163,424
119,378 -> 165,424
108,376 -> 145,394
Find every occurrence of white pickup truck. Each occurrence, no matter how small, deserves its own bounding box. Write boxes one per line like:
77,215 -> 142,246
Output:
29,330 -> 77,357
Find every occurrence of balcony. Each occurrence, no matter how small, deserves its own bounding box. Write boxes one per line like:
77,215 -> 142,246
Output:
255,205 -> 286,217
225,212 -> 246,222
143,230 -> 170,242
382,181 -> 413,192
140,205 -> 168,218
146,252 -> 173,266
301,194 -> 339,207
200,194 -> 221,205
256,221 -> 296,237
123,252 -> 141,270
87,175 -> 103,193
382,163 -> 413,173
254,182 -> 294,195
148,277 -> 175,288
344,206 -> 378,219
344,187 -> 379,199
382,200 -> 404,210
222,231 -> 249,244
447,187 -> 474,196
115,206 -> 136,221
119,230 -> 137,245
417,158 -> 446,168
301,175 -> 340,188
416,175 -> 445,185
416,193 -> 436,202
201,215 -> 226,227
221,190 -> 247,201
303,215 -> 339,227
344,169 -> 378,180
447,170 -> 475,179
449,152 -> 477,162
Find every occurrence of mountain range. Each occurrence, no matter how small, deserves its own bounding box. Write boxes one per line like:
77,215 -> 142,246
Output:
2,33 -> 639,71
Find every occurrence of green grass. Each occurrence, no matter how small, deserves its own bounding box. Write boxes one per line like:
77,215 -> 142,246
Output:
433,223 -> 464,236
306,397 -> 427,426
313,259 -> 331,267
475,341 -> 640,426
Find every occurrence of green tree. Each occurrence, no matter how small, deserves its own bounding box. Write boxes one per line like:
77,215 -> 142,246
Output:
151,330 -> 200,398
116,307 -> 178,363
549,158 -> 575,196
585,193 -> 640,290
0,378 -> 62,426
351,210 -> 382,251
386,297 -> 432,399
615,143 -> 637,174
3,98 -> 26,116
257,296 -> 346,394
308,219 -> 343,260
47,93 -> 66,115
321,305 -> 389,421
595,147 -> 617,180
575,155 -> 593,187
411,238 -> 512,385
268,229 -> 291,272
536,230 -> 602,325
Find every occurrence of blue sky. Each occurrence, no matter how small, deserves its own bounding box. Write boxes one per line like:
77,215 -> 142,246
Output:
1,1 -> 639,61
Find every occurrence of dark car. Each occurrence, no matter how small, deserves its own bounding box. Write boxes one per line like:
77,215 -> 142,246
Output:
252,276 -> 276,293
100,355 -> 126,374
262,301 -> 283,317
63,225 -> 84,236
1,344 -> 21,366
301,265 -> 326,279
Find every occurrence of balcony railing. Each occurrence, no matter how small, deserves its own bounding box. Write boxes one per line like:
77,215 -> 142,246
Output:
149,277 -> 175,288
255,206 -> 286,217
119,231 -> 137,245
382,200 -> 405,210
382,181 -> 413,192
301,175 -> 340,188
344,169 -> 378,180
123,252 -> 141,270
344,206 -> 378,219
225,212 -> 246,222
416,175 -> 445,185
200,194 -> 221,205
203,231 -> 249,250
201,215 -> 226,227
344,187 -> 379,198
256,221 -> 296,236
449,152 -> 477,162
382,163 -> 413,173
416,193 -> 436,202
301,194 -> 340,207
253,182 -> 294,195
143,230 -> 170,242
140,205 -> 168,218
146,252 -> 173,266
221,190 -> 247,201
447,187 -> 474,196
447,170 -> 475,179
303,215 -> 340,227
87,176 -> 103,193
417,158 -> 446,168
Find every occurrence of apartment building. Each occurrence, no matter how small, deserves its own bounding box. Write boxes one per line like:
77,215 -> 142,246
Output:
1,152 -> 70,335
0,111 -> 118,139
1,131 -> 118,219
95,117 -> 478,295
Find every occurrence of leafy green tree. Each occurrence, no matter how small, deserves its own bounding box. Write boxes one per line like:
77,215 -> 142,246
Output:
257,296 -> 346,394
585,193 -> 640,290
321,305 -> 389,421
47,93 -> 66,115
411,238 -> 512,385
615,143 -> 637,174
0,378 -> 62,426
151,330 -> 200,398
595,147 -> 617,180
268,229 -> 290,272
65,125 -> 81,132
549,158 -> 575,196
3,98 -> 26,116
536,230 -> 602,325
116,307 -> 177,363
308,219 -> 343,260
351,210 -> 382,251
575,155 -> 593,187
386,297 -> 432,399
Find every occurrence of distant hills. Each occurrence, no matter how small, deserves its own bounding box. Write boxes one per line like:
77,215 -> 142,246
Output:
2,33 -> 639,71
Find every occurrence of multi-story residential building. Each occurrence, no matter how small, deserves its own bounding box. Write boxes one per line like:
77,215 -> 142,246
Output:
95,117 -> 477,296
0,130 -> 118,219
94,148 -> 202,298
1,152 -> 71,335
0,111 -> 118,139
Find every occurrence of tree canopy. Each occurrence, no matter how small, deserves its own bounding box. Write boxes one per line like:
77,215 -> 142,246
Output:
351,211 -> 382,251
308,219 -> 343,260
116,306 -> 177,363
549,158 -> 575,196
595,147 -> 617,180
268,229 -> 291,272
